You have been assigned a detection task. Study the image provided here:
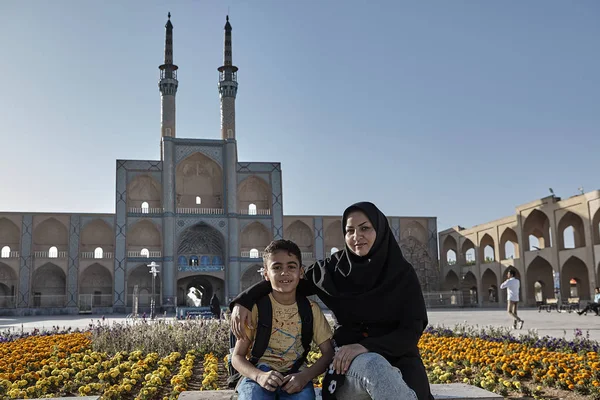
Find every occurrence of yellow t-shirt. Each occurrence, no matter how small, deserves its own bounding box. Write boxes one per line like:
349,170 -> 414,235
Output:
244,293 -> 333,372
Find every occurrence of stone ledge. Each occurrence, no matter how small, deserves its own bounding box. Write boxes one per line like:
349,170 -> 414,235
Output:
178,383 -> 502,400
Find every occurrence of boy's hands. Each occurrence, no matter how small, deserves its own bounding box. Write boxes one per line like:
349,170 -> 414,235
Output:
256,370 -> 284,391
282,371 -> 310,394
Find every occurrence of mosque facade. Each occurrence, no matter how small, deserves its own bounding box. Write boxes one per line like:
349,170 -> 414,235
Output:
0,16 -> 439,316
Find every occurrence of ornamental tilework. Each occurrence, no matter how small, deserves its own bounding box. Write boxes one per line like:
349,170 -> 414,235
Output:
391,218 -> 400,242
174,218 -> 228,238
18,215 -> 33,307
121,160 -> 162,171
175,145 -> 223,167
314,217 -> 324,260
113,162 -> 128,308
237,162 -> 281,173
67,215 -> 80,307
270,169 -> 283,240
127,170 -> 162,183
428,218 -> 439,261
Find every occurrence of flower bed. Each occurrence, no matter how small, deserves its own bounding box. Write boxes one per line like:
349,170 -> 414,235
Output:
0,320 -> 598,399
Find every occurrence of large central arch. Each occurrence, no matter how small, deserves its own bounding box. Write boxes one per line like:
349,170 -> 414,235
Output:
177,223 -> 225,269
176,275 -> 225,307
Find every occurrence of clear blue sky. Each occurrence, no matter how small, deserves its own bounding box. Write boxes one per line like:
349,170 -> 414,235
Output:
1,1 -> 598,231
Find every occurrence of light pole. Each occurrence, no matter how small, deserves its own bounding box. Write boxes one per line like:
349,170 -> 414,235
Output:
148,261 -> 160,320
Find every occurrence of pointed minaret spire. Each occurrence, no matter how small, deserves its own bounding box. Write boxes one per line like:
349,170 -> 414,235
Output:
218,15 -> 238,140
159,12 -> 179,157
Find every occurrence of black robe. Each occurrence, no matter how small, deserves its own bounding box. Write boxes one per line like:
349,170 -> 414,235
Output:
232,202 -> 433,400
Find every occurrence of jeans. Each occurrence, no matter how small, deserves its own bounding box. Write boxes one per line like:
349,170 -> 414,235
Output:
237,364 -> 316,400
334,352 -> 417,400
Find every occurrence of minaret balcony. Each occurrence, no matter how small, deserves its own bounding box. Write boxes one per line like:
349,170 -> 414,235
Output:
176,207 -> 224,215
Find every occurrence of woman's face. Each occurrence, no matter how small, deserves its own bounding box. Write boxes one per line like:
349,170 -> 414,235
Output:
345,210 -> 377,257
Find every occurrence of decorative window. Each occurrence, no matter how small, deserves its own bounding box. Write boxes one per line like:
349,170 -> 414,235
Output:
49,246 -> 58,258
196,196 -> 202,205
140,248 -> 150,258
94,247 -> 103,259
141,202 -> 149,214
248,204 -> 257,215
0,246 -> 9,258
249,249 -> 259,258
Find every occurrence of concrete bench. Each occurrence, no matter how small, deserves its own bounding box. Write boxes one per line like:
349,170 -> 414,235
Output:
178,384 -> 502,399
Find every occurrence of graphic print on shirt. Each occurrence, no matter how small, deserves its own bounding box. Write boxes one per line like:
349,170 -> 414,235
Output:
263,305 -> 303,371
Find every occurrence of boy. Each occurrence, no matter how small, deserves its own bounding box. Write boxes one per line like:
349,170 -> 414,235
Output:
231,240 -> 334,399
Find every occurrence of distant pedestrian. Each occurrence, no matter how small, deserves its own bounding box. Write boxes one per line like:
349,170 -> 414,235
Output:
210,293 -> 221,319
578,287 -> 600,316
500,270 -> 524,329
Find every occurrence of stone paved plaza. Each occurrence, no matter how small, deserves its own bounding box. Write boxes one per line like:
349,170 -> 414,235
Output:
0,307 -> 597,341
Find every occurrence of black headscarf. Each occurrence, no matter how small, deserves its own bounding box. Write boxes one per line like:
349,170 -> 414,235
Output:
309,202 -> 428,330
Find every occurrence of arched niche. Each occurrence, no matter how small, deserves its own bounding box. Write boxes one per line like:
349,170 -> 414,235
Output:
285,221 -> 314,252
557,211 -> 586,250
128,220 -> 162,248
401,221 -> 428,245
33,218 -> 68,253
523,209 -> 551,250
237,176 -> 271,213
177,223 -> 225,260
0,218 -> 20,249
240,222 -> 271,252
324,220 -> 343,252
127,175 -> 162,209
176,153 -> 223,208
81,219 -> 114,252
79,263 -> 113,307
499,228 -> 519,260
32,263 -> 66,307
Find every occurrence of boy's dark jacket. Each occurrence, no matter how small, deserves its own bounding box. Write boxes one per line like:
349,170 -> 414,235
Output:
231,201 -> 433,400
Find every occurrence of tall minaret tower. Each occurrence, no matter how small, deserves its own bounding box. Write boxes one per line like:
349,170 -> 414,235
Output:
159,12 -> 178,158
218,15 -> 238,140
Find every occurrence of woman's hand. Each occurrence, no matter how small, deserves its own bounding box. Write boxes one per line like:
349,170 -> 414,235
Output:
230,304 -> 252,340
333,344 -> 368,374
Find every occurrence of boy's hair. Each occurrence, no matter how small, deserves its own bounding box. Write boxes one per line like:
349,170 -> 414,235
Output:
508,270 -> 516,277
262,239 -> 302,268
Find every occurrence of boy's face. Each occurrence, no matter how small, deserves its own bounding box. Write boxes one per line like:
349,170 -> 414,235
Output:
263,250 -> 302,294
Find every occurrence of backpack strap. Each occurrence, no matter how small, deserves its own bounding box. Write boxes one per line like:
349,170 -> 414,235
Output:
248,295 -> 273,365
287,295 -> 314,374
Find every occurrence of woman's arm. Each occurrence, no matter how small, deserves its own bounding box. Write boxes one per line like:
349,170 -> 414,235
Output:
359,320 -> 425,359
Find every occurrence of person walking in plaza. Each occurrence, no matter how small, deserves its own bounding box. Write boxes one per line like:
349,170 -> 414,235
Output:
501,270 -> 524,329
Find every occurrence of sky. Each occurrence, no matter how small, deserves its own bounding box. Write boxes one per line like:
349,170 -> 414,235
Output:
1,1 -> 599,232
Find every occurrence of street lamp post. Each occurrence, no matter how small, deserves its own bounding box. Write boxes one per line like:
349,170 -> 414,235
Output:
148,261 -> 160,320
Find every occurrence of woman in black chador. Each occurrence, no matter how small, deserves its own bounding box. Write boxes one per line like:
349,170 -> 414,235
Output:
210,293 -> 221,319
230,202 -> 433,400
